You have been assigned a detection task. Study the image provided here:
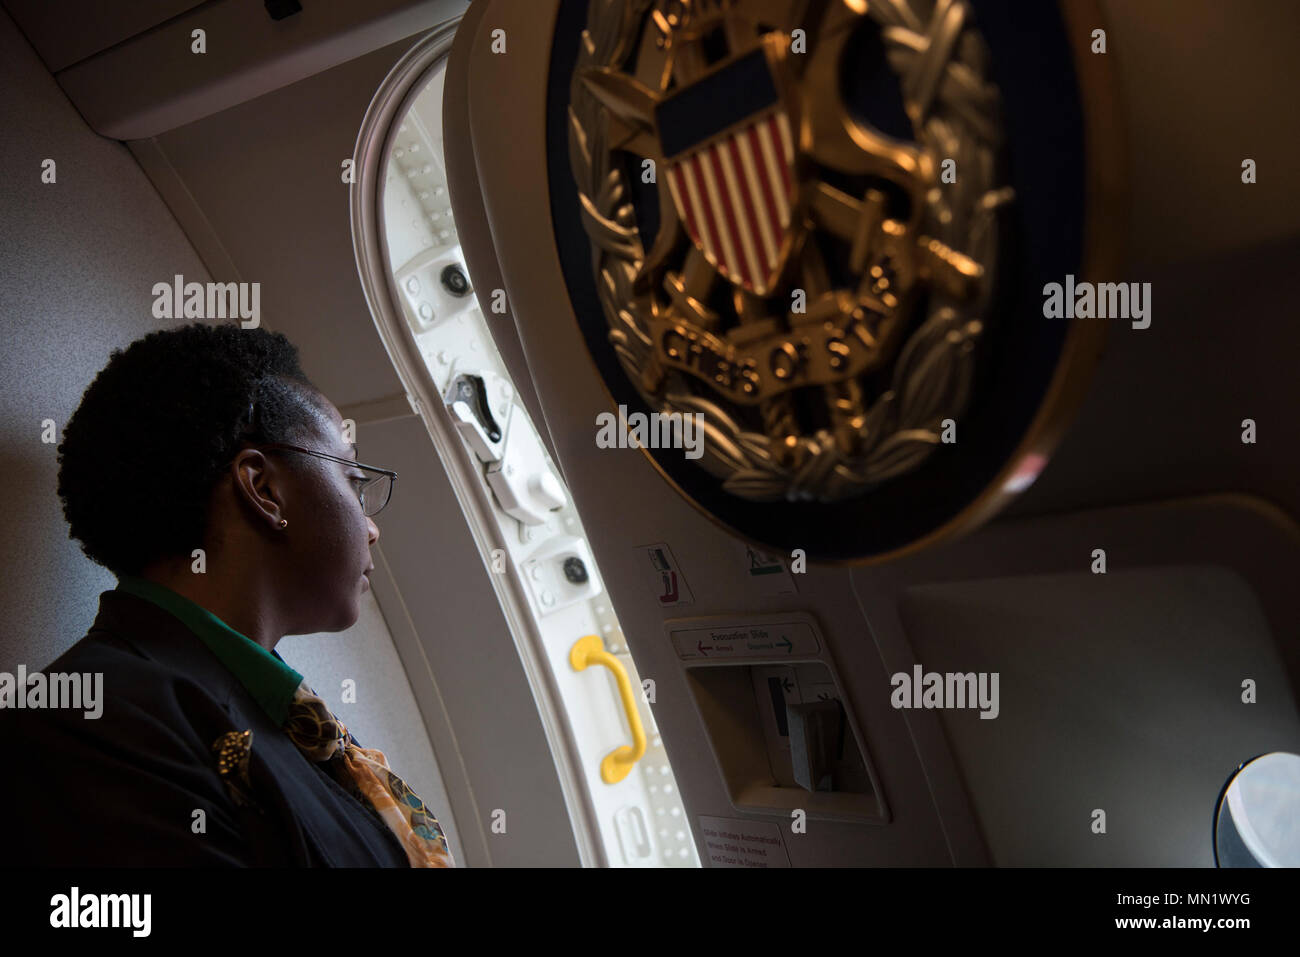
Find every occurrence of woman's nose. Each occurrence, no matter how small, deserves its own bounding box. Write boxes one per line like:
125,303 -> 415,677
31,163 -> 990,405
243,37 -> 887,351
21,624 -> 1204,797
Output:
367,516 -> 380,545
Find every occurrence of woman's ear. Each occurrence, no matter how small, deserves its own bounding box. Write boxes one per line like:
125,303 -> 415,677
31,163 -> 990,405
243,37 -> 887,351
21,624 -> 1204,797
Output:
230,448 -> 289,531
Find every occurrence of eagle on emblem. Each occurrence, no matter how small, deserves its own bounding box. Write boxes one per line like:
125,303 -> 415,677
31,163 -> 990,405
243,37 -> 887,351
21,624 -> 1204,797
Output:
569,0 -> 1010,500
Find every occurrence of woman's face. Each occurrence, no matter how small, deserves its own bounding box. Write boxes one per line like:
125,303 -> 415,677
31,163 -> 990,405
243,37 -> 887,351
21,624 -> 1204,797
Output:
279,398 -> 380,634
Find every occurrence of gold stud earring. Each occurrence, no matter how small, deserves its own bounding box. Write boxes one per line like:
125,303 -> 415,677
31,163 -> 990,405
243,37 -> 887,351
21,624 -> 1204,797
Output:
279,519 -> 288,529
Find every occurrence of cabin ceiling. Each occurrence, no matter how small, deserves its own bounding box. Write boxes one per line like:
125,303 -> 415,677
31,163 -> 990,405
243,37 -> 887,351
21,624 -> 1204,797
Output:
1,0 -> 471,416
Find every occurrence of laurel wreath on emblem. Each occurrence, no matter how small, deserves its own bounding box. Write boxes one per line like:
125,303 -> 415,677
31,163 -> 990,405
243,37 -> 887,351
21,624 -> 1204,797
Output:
569,0 -> 1012,502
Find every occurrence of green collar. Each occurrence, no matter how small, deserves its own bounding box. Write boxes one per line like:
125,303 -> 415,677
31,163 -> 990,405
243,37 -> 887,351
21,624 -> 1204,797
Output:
114,575 -> 303,725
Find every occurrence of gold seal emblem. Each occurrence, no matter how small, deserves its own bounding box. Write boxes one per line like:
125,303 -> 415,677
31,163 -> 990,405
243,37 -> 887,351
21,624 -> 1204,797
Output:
569,0 -> 1011,502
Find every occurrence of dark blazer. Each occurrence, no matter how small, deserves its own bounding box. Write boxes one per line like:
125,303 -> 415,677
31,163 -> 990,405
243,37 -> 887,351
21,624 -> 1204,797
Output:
0,589 -> 411,866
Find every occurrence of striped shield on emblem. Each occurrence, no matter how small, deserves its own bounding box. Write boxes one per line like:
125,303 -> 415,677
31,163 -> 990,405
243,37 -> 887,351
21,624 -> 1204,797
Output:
656,46 -> 796,296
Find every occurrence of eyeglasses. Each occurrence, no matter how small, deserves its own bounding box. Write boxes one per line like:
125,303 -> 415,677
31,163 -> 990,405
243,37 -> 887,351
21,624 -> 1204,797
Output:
257,443 -> 397,517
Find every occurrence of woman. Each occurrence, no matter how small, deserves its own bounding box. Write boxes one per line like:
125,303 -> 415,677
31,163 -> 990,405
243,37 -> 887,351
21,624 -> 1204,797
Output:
0,321 -> 452,867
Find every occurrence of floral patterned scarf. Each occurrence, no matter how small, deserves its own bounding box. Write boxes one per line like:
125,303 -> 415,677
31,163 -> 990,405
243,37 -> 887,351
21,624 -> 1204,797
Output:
282,680 -> 454,867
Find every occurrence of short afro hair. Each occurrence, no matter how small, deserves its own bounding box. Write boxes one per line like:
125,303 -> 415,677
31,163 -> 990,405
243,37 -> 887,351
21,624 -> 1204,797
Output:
57,321 -> 327,578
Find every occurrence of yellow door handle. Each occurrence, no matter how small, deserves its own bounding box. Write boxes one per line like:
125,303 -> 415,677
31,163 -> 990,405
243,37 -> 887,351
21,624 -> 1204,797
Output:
569,635 -> 647,784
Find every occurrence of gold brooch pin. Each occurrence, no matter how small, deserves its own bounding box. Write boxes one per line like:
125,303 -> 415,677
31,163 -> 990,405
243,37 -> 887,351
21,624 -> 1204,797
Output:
212,730 -> 259,811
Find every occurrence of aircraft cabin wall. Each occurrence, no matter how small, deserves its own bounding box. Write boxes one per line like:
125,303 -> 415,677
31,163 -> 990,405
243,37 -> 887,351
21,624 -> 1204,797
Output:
446,0 -> 1300,866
